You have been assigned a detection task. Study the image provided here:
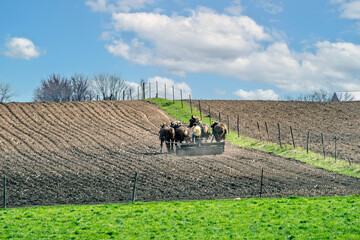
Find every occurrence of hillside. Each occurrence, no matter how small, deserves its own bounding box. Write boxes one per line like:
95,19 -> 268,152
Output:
0,100 -> 359,207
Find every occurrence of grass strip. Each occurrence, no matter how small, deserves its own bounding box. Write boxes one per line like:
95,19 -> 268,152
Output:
148,98 -> 360,178
1,196 -> 360,239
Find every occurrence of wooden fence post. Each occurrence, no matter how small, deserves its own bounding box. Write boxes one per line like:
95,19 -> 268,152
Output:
189,95 -> 192,113
180,90 -> 183,108
321,133 -> 325,159
306,131 -> 310,154
219,113 -> 221,122
257,121 -> 261,141
237,115 -> 240,138
156,81 -> 158,98
137,86 -> 140,100
172,85 -> 175,103
3,176 -> 6,209
278,123 -> 282,147
334,136 -> 337,162
131,172 -> 138,203
198,100 -> 202,120
260,168 -> 263,198
130,89 -> 132,100
265,122 -> 270,141
290,126 -> 295,149
208,106 -> 211,125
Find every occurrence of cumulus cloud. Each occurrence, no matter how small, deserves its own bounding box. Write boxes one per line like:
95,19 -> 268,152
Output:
86,0 -> 154,12
95,5 -> 360,93
3,37 -> 41,60
233,89 -> 280,100
333,0 -> 360,19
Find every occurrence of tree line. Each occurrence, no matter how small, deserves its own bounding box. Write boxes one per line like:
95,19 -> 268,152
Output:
0,75 -> 356,102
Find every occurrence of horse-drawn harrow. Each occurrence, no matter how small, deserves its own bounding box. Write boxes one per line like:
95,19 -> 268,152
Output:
175,141 -> 225,156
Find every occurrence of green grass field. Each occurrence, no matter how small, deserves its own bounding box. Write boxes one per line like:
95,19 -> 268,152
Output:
149,98 -> 360,179
1,196 -> 360,239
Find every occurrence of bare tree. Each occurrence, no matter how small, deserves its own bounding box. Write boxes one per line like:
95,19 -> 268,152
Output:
337,92 -> 355,101
285,89 -> 331,102
0,83 -> 15,102
92,73 -> 129,100
71,74 -> 93,101
33,74 -> 72,102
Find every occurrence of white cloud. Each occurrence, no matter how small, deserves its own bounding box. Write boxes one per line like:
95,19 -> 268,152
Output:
86,0 -> 154,12
225,0 -> 243,16
97,5 -> 360,93
147,76 -> 192,99
333,0 -> 360,19
3,37 -> 41,60
257,0 -> 284,14
233,89 -> 280,100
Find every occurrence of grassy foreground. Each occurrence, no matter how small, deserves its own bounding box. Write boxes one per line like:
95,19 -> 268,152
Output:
149,98 -> 360,178
1,196 -> 360,239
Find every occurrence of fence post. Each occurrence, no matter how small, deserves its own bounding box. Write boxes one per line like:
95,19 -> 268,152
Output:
156,81 -> 158,98
131,172 -> 138,203
237,115 -> 240,138
290,126 -> 295,149
130,89 -> 132,100
265,122 -> 270,141
218,113 -> 221,122
3,176 -> 6,209
306,131 -> 310,154
208,106 -> 211,125
321,133 -> 325,159
278,123 -> 282,147
172,85 -> 175,103
260,168 -> 263,198
334,136 -> 337,162
189,95 -> 192,114
198,100 -> 202,120
180,90 -> 183,108
137,86 -> 140,100
257,121 -> 261,141
123,91 -> 125,100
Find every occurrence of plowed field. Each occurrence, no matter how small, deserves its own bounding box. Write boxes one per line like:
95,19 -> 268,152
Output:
0,100 -> 359,207
198,100 -> 360,164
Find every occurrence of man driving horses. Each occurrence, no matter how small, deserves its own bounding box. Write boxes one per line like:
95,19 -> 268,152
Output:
192,123 -> 202,143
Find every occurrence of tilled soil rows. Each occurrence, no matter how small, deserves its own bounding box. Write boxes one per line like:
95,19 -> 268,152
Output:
196,100 -> 360,164
0,100 -> 359,207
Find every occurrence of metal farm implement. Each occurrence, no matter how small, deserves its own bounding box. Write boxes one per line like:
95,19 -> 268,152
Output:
175,140 -> 225,156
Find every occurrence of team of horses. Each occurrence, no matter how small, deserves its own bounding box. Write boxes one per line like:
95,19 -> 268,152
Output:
159,115 -> 227,153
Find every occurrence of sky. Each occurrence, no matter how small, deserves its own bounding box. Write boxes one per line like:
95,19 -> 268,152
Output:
1,0 -> 360,102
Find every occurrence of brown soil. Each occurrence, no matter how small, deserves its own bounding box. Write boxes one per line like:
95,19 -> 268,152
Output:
196,100 -> 360,164
0,100 -> 359,208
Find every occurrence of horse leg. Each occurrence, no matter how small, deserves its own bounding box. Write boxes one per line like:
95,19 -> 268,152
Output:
160,139 -> 163,153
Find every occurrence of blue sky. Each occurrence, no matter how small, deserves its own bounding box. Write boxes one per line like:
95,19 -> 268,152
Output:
1,0 -> 360,102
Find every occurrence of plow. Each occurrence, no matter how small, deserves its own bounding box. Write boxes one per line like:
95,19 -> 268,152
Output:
175,141 -> 225,156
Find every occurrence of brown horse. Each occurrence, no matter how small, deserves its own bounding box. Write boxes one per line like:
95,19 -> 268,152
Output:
159,123 -> 175,153
188,115 -> 211,141
211,121 -> 227,142
170,121 -> 191,145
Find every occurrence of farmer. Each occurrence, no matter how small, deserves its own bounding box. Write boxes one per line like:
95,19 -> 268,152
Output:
192,123 -> 202,144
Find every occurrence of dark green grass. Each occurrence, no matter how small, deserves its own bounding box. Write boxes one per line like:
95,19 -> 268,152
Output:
149,98 -> 360,178
1,196 -> 360,239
